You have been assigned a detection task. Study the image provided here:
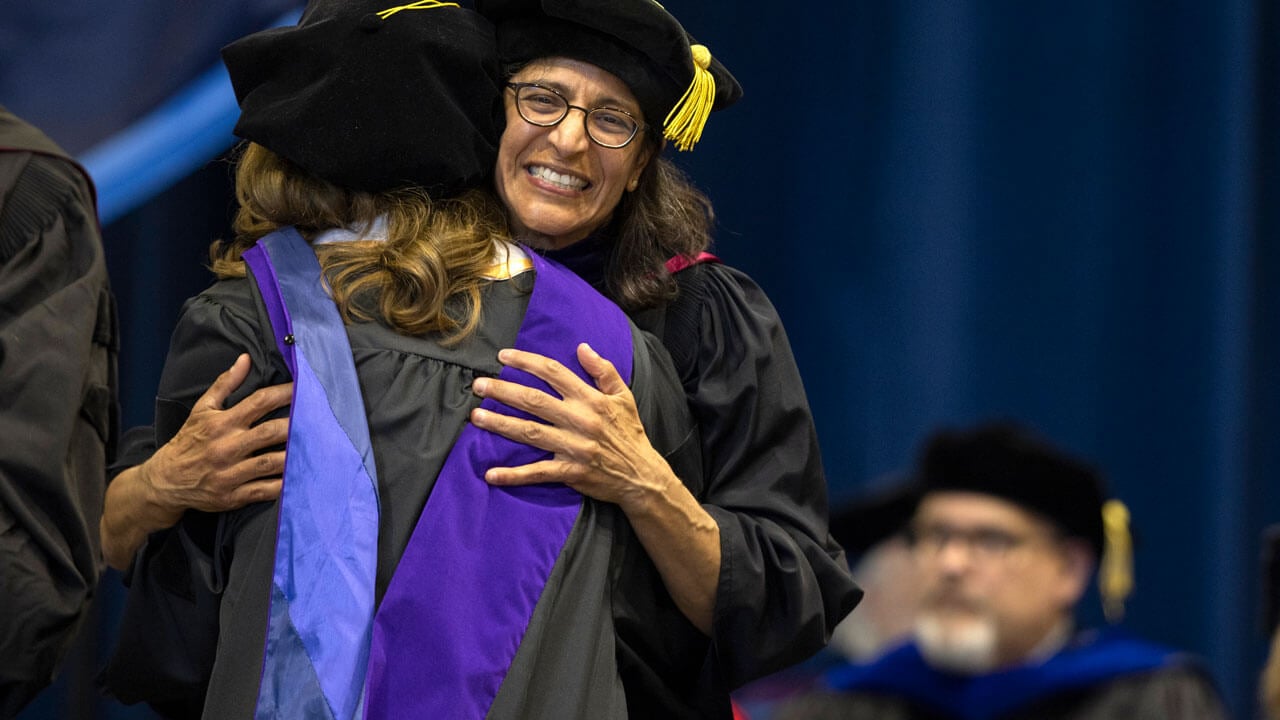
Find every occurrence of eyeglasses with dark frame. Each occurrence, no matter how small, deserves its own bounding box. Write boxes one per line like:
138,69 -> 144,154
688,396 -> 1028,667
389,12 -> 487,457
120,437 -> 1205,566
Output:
906,522 -> 1062,563
505,82 -> 647,149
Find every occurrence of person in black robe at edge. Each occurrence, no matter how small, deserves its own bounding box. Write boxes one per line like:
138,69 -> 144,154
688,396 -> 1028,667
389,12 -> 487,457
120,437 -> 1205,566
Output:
100,0 -> 862,716
101,2 -> 711,718
0,106 -> 118,716
775,420 -> 1228,720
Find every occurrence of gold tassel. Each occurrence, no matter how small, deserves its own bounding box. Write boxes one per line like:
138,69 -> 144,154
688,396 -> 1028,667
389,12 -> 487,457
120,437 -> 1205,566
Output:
663,44 -> 717,152
377,0 -> 459,20
1100,499 -> 1133,623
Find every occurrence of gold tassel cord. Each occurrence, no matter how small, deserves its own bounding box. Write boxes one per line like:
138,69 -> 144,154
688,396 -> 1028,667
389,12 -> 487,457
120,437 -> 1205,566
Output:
663,44 -> 717,152
1099,499 -> 1133,623
377,0 -> 460,20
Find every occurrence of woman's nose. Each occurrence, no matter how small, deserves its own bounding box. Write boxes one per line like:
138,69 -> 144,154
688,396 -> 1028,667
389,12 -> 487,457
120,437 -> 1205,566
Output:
546,107 -> 592,153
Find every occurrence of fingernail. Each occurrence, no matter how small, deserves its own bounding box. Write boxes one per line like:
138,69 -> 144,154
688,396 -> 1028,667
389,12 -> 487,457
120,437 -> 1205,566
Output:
473,378 -> 488,395
497,348 -> 514,362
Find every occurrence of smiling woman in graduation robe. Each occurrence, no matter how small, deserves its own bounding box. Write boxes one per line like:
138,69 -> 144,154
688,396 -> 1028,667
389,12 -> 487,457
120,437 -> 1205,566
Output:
102,3 -> 701,718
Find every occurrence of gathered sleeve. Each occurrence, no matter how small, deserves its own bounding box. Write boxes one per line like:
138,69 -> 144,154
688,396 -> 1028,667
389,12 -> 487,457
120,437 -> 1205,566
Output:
663,262 -> 862,687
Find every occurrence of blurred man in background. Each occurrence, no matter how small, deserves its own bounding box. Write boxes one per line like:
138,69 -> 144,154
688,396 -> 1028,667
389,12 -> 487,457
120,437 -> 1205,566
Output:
779,421 -> 1225,720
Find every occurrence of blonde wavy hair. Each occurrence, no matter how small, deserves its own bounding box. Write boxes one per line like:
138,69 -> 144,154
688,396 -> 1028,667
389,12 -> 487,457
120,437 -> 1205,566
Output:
210,143 -> 510,343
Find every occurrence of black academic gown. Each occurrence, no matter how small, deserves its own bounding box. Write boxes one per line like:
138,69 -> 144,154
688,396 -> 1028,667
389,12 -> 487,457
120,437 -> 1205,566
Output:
547,239 -> 862,709
0,107 -> 118,716
103,265 -> 704,719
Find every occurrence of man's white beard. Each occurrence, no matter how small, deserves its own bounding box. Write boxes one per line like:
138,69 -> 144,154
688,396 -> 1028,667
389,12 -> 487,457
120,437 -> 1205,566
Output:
914,611 -> 998,675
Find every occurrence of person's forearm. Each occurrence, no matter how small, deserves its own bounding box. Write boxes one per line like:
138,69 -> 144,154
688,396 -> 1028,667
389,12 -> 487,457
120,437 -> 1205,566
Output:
621,471 -> 721,635
100,461 -> 182,571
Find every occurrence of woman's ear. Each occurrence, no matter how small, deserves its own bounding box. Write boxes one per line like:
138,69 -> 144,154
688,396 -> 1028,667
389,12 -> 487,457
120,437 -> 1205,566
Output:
628,138 -> 663,191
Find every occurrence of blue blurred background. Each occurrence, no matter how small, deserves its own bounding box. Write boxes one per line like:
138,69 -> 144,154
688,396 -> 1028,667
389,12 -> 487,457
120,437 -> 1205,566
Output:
3,0 -> 1277,717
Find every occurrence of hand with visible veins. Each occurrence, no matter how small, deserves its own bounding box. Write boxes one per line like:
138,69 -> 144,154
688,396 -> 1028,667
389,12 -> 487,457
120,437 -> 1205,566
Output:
101,354 -> 292,570
470,343 -> 675,512
470,343 -> 720,634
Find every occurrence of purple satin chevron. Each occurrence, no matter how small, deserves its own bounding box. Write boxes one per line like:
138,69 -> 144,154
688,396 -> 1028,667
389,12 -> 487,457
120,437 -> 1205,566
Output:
245,229 -> 380,720
362,251 -> 634,719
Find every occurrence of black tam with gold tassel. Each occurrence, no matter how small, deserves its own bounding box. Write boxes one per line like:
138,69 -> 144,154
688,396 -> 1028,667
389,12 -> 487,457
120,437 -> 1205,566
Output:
477,0 -> 743,151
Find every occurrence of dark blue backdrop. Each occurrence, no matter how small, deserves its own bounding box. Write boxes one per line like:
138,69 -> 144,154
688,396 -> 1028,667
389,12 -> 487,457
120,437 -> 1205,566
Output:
3,1 -> 1277,717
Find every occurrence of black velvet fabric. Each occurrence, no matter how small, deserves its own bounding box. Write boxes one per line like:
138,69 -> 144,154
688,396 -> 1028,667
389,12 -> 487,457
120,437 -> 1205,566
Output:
915,422 -> 1107,555
478,0 -> 742,126
221,0 -> 503,194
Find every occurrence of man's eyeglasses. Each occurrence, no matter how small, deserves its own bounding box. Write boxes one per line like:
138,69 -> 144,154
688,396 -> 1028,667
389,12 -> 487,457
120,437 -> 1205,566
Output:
506,82 -> 646,149
907,523 -> 1052,562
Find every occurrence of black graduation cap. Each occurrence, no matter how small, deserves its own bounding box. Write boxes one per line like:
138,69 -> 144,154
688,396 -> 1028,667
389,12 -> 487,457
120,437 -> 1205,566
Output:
221,0 -> 503,194
829,477 -> 921,561
915,421 -> 1134,622
476,0 -> 744,151
915,421 -> 1106,555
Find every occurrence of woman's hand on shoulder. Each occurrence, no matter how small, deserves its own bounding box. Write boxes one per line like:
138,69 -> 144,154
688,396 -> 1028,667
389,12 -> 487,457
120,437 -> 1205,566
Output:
468,343 -> 676,513
471,343 -> 720,632
145,354 -> 291,515
101,354 -> 291,570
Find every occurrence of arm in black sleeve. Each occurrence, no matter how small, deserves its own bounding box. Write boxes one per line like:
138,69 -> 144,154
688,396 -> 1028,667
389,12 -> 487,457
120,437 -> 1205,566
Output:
109,425 -> 158,480
0,109 -> 118,716
665,263 -> 862,687
611,325 -> 723,718
101,280 -> 284,712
